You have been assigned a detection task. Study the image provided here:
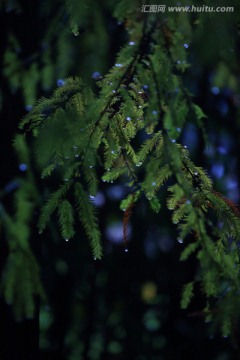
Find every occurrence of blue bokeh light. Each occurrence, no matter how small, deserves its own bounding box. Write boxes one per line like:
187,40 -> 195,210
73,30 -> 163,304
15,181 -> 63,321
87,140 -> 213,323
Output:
217,99 -> 229,116
19,163 -> 28,172
218,133 -> 232,152
224,175 -> 238,190
4,180 -> 20,193
91,71 -> 102,79
211,86 -> 220,95
105,221 -> 131,244
210,163 -> 225,179
217,146 -> 228,155
57,79 -> 65,87
181,123 -> 199,151
91,192 -> 105,207
25,105 -> 33,112
106,185 -> 126,200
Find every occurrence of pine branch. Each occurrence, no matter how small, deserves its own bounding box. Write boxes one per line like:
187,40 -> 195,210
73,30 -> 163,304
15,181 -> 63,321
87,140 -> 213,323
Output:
74,182 -> 102,259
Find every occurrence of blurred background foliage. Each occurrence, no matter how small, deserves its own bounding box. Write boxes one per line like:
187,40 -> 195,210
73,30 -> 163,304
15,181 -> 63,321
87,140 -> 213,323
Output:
0,0 -> 240,359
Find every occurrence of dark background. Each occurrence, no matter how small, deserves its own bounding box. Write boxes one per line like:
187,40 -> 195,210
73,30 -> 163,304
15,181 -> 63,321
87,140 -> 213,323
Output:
0,1 -> 240,359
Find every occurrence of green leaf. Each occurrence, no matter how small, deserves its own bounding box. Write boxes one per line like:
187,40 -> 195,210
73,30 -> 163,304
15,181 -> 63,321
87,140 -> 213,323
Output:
181,282 -> 194,309
58,200 -> 75,240
120,191 -> 140,211
74,182 -> 102,259
38,183 -> 70,233
180,242 -> 199,261
192,104 -> 207,120
149,196 -> 161,213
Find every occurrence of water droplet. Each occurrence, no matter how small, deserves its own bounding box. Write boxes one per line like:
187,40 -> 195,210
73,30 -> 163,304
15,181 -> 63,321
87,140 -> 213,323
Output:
111,150 -> 115,154
75,154 -> 79,158
138,105 -> 142,108
177,238 -> 183,244
194,172 -> 198,175
112,90 -> 116,93
183,43 -> 189,49
184,145 -> 188,149
115,63 -> 123,67
65,238 -> 69,242
129,41 -> 135,46
171,139 -> 176,143
94,257 -> 97,260
138,91 -> 143,94
89,195 -> 95,199
126,116 -> 131,121
89,165 -> 93,168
